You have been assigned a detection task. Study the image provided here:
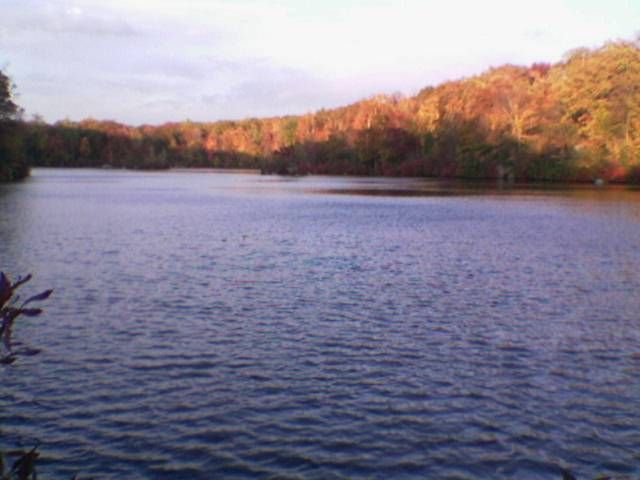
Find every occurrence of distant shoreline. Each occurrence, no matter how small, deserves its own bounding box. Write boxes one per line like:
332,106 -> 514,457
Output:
29,166 -> 640,189
3,40 -> 640,185
170,167 -> 261,174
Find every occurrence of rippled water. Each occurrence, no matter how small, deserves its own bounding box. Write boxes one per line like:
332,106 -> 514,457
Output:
1,168 -> 640,479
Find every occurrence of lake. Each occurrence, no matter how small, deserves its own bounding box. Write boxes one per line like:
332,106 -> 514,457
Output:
1,168 -> 640,479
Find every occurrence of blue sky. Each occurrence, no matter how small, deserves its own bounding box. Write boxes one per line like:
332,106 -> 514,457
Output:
1,0 -> 639,125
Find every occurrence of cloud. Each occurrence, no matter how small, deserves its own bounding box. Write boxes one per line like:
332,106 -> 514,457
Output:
2,0 -> 640,124
2,0 -> 137,37
150,61 -> 345,123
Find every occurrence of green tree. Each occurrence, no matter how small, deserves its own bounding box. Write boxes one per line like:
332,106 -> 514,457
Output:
281,118 -> 298,147
551,41 -> 640,178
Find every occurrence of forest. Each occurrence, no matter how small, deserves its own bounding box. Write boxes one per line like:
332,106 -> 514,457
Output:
2,39 -> 640,182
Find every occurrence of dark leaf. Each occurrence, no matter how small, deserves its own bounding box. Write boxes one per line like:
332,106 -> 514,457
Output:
11,450 -> 38,480
10,293 -> 21,305
5,307 -> 20,318
0,355 -> 16,364
11,274 -> 33,291
10,445 -> 39,480
7,450 -> 26,457
22,289 -> 53,306
0,272 -> 11,307
2,325 -> 13,352
14,348 -> 41,357
19,308 -> 43,317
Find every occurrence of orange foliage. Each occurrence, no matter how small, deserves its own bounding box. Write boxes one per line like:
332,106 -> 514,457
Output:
20,39 -> 640,182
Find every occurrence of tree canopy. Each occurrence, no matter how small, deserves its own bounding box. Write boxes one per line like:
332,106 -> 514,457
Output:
10,39 -> 640,182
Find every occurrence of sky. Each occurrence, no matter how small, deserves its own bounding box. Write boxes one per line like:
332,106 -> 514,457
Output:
1,0 -> 639,126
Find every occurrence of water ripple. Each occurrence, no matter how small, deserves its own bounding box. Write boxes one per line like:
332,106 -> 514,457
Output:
1,170 -> 640,478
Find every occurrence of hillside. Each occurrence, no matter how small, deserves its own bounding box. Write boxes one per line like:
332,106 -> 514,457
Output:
18,39 -> 640,182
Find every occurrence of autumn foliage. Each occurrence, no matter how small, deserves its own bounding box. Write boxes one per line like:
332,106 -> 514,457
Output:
11,39 -> 640,182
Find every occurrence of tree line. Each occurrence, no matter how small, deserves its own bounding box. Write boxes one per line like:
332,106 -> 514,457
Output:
3,39 -> 640,182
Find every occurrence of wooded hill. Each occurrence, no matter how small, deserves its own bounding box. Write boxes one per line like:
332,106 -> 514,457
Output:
7,39 -> 640,182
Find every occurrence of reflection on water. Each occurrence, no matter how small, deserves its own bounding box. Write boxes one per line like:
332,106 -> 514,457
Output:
1,168 -> 640,479
270,175 -> 640,221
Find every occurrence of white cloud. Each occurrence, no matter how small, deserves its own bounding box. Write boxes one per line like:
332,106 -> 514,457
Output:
2,0 -> 137,37
1,0 -> 639,124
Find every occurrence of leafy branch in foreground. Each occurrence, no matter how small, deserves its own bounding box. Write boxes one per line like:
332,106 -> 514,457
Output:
0,272 -> 52,365
0,445 -> 39,480
0,273 -> 52,480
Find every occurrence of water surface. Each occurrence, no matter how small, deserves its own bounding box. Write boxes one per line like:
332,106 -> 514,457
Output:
1,169 -> 640,479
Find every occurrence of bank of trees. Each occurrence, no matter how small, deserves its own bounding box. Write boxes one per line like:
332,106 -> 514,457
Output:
9,39 -> 640,182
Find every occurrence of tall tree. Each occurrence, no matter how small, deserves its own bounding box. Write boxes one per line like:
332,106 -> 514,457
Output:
0,70 -> 21,120
0,69 -> 28,181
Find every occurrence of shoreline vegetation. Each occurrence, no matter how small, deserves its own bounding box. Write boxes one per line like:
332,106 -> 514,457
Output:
2,39 -> 640,183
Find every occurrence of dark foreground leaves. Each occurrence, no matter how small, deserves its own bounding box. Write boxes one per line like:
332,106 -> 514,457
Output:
0,272 -> 52,364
